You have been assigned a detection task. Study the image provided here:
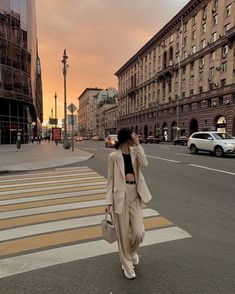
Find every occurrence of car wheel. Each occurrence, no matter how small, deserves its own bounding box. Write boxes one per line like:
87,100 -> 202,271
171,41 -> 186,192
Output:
214,146 -> 224,157
190,144 -> 198,154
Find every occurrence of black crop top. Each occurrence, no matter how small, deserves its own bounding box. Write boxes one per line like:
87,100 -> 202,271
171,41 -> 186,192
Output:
122,153 -> 134,175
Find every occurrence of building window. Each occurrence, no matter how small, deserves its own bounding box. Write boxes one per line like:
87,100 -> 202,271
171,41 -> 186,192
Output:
190,89 -> 194,96
222,45 -> 229,58
210,50 -> 216,60
224,23 -> 230,33
201,39 -> 206,49
190,61 -> 194,71
214,0 -> 219,8
192,15 -> 196,26
219,96 -> 223,105
192,30 -> 196,40
213,14 -> 218,26
199,86 -> 203,93
208,99 -> 211,108
199,57 -> 205,68
183,36 -> 187,47
199,71 -> 204,81
183,22 -> 188,32
226,4 -> 231,17
197,102 -> 201,110
222,62 -> 227,73
221,79 -> 226,87
182,92 -> 185,98
184,51 -> 188,59
202,7 -> 207,20
202,23 -> 206,34
212,32 -> 217,42
192,45 -> 196,54
209,67 -> 215,79
188,103 -> 192,111
209,83 -> 214,90
190,76 -> 194,85
182,66 -> 186,75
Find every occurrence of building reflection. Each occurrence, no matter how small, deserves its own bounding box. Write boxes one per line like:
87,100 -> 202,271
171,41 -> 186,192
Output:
0,0 -> 43,144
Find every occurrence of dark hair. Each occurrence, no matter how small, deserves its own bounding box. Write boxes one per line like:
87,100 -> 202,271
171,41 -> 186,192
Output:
115,127 -> 133,149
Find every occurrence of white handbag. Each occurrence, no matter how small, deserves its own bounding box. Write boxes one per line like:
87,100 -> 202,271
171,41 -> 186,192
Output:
101,213 -> 118,243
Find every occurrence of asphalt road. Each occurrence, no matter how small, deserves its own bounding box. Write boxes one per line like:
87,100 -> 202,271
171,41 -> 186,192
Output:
0,141 -> 234,294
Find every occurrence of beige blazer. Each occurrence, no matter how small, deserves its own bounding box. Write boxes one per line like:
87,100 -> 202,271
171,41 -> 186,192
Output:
105,144 -> 152,214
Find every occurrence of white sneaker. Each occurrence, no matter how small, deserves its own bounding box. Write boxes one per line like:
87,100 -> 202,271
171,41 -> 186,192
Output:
132,254 -> 139,265
122,265 -> 136,279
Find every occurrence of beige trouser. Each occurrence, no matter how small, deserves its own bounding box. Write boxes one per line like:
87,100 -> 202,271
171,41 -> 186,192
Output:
114,184 -> 145,274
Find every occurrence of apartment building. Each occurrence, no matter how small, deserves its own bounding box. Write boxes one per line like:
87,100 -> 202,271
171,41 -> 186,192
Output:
115,0 -> 235,140
77,88 -> 102,137
105,104 -> 118,136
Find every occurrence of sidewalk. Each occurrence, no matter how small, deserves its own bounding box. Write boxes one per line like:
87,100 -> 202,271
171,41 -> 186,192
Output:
0,142 -> 93,173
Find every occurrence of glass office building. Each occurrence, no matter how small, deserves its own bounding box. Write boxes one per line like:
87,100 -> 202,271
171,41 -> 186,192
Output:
0,0 -> 43,144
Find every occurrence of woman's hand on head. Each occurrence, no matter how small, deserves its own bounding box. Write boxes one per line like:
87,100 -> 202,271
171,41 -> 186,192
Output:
131,133 -> 140,146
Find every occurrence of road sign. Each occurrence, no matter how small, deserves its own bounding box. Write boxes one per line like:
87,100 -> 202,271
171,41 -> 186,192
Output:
67,103 -> 77,113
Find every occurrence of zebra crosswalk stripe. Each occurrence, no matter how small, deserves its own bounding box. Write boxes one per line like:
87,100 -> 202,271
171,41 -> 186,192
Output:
0,166 -> 191,279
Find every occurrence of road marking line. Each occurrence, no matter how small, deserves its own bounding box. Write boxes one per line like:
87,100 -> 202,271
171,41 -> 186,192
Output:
0,172 -> 99,184
0,176 -> 104,189
0,167 -> 90,180
147,155 -> 180,163
0,189 -> 106,205
0,227 -> 191,279
0,209 -> 159,242
189,164 -> 235,176
0,193 -> 106,212
0,182 -> 106,196
0,185 -> 107,201
174,153 -> 192,157
0,216 -> 171,257
0,206 -> 106,230
0,199 -> 106,220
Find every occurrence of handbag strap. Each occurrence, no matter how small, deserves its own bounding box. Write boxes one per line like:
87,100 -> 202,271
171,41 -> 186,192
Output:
105,212 -> 114,223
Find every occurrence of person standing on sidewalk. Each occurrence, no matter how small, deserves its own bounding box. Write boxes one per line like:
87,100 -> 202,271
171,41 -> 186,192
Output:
105,127 -> 152,279
16,131 -> 21,151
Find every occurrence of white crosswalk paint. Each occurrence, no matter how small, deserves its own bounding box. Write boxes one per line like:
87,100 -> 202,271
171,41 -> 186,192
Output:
0,176 -> 103,189
0,189 -> 106,205
0,181 -> 107,196
0,171 -> 98,184
0,166 -> 191,280
0,227 -> 191,279
0,199 -> 106,220
0,209 -> 159,242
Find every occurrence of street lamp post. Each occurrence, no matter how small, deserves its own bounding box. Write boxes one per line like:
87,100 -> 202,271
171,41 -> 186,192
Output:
61,49 -> 69,148
54,92 -> 57,127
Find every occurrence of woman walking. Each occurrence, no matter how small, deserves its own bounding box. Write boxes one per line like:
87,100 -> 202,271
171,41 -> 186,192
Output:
105,127 -> 152,279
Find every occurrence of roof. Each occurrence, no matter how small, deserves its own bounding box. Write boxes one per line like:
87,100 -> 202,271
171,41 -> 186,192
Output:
77,88 -> 103,100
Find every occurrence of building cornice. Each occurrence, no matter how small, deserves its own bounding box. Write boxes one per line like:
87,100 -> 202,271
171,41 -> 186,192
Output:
77,88 -> 103,101
115,0 -> 205,76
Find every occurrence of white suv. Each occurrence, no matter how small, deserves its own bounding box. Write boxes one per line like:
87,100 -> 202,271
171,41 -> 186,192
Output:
187,132 -> 235,157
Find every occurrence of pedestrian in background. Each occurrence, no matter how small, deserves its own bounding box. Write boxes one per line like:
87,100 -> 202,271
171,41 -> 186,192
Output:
16,131 -> 21,151
105,127 -> 152,279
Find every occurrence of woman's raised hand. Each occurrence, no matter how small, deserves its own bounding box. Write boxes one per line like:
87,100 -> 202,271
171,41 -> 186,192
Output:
131,133 -> 140,146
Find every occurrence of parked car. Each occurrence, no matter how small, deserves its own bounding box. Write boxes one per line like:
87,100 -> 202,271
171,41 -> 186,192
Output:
173,136 -> 188,146
187,131 -> 235,157
105,134 -> 118,148
146,135 -> 160,144
76,136 -> 83,141
91,136 -> 99,141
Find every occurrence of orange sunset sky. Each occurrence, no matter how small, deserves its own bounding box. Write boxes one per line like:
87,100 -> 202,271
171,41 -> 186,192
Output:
35,0 -> 189,124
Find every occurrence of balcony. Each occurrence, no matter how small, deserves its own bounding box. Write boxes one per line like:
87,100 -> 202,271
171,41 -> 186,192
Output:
127,86 -> 138,97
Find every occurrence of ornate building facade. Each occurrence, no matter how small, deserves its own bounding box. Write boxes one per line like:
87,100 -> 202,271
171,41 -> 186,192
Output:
0,0 -> 43,144
115,0 -> 235,140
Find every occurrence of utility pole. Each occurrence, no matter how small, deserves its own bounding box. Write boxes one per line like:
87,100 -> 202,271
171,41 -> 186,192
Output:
54,92 -> 57,127
61,49 -> 69,148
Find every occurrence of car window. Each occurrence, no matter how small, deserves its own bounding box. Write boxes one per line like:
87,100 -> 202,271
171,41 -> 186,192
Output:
203,133 -> 213,140
193,133 -> 204,139
213,133 -> 233,140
